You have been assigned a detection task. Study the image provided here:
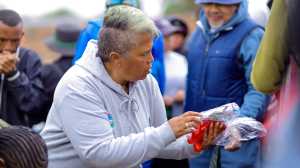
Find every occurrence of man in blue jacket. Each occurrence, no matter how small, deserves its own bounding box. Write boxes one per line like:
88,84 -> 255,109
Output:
185,0 -> 271,167
72,0 -> 166,94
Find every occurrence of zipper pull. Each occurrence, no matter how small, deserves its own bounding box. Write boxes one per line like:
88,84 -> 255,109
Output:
203,90 -> 206,102
205,44 -> 210,57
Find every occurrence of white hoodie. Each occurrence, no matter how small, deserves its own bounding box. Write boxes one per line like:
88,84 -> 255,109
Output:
40,40 -> 201,168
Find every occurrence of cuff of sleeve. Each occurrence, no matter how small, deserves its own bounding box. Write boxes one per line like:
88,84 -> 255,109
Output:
156,122 -> 176,147
6,71 -> 20,81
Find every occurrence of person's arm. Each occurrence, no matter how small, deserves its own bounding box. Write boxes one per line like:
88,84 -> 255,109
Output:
72,22 -> 101,65
151,76 -> 202,159
5,49 -> 46,114
238,28 -> 271,121
251,0 -> 292,95
59,75 -> 203,167
59,91 -> 175,168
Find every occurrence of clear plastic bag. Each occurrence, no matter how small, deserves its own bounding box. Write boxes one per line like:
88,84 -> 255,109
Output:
188,103 -> 267,148
198,103 -> 240,123
212,117 -> 267,147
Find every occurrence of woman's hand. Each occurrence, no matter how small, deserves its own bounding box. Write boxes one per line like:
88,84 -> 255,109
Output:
201,122 -> 223,150
168,111 -> 202,139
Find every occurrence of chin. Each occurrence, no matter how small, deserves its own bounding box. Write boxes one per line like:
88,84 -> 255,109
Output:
139,74 -> 148,81
210,21 -> 222,25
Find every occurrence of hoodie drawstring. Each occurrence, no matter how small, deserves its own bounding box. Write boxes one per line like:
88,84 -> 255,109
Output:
119,97 -> 139,112
119,97 -> 140,132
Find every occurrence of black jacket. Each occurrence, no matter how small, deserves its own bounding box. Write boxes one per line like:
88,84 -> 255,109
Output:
286,0 -> 300,54
41,56 -> 73,121
0,47 -> 46,127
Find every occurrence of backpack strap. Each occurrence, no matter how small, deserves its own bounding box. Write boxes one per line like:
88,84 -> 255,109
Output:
209,145 -> 221,168
236,25 -> 265,73
50,62 -> 64,77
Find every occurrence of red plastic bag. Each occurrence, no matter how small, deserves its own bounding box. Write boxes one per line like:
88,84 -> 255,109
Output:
187,121 -> 226,152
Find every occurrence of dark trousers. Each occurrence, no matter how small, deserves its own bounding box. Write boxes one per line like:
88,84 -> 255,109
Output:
151,158 -> 189,168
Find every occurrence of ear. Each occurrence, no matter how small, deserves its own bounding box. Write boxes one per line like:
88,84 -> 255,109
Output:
0,158 -> 6,168
21,31 -> 25,38
109,52 -> 122,66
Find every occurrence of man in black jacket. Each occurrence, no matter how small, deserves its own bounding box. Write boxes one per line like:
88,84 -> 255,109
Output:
0,9 -> 45,127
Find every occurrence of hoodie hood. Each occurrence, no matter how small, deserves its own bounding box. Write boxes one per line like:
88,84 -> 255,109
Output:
75,39 -> 143,134
75,40 -> 137,97
197,0 -> 249,43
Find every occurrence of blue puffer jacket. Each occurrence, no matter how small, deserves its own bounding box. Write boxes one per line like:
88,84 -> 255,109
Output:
186,1 -> 271,168
185,0 -> 270,120
72,18 -> 166,95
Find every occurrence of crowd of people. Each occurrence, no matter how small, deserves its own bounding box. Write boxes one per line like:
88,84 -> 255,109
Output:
0,0 -> 299,167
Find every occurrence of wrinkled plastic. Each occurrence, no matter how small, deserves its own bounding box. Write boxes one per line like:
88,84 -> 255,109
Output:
212,117 -> 267,147
199,103 -> 240,122
187,103 -> 267,151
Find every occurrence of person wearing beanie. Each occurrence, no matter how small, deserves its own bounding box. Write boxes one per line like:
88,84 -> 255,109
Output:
165,15 -> 189,58
185,0 -> 271,167
40,21 -> 82,125
72,0 -> 166,95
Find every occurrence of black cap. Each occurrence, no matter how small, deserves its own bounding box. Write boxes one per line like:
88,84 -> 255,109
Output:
165,15 -> 188,37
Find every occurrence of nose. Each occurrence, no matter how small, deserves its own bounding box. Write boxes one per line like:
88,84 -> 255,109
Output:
3,41 -> 13,52
148,52 -> 154,63
210,4 -> 219,13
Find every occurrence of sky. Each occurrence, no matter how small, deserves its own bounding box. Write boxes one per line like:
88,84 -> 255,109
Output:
0,0 -> 164,19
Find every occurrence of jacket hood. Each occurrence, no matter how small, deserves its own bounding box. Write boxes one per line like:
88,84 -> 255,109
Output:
90,17 -> 103,27
197,0 -> 249,42
75,40 -> 137,98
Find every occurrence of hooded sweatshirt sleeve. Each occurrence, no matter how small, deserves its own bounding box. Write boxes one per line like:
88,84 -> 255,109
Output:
5,49 -> 46,114
58,75 -> 200,168
238,28 -> 271,121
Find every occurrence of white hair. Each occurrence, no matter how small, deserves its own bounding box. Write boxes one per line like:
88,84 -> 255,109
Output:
97,6 -> 159,62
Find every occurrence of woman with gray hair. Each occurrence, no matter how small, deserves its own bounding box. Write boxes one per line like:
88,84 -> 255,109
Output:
41,6 -> 235,168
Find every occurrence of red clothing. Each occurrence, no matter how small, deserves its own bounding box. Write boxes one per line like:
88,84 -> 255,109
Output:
188,121 -> 226,152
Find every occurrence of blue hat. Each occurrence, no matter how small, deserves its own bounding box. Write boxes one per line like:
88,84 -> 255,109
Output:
106,0 -> 137,8
195,0 -> 243,5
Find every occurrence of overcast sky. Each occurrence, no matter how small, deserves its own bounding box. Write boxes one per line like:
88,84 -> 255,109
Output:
0,0 -> 163,19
